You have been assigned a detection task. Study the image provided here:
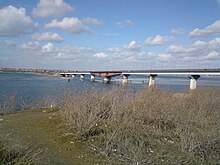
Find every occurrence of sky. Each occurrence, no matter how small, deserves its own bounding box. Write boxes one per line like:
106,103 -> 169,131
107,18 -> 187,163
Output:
0,0 -> 220,70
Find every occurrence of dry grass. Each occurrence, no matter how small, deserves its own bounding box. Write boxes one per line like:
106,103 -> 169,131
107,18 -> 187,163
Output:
0,140 -> 41,165
60,86 -> 220,164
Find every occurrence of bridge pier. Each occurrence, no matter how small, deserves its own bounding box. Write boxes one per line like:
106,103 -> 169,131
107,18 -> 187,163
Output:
71,74 -> 75,78
189,75 -> 200,89
80,74 -> 85,80
103,77 -> 111,83
148,74 -> 157,86
122,74 -> 130,84
91,75 -> 95,82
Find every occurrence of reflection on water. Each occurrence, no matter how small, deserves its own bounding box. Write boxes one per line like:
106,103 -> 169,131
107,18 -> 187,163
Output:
0,72 -> 220,102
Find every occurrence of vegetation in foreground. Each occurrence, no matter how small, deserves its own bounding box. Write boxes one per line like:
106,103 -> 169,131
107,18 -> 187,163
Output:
60,87 -> 220,164
0,86 -> 220,164
0,109 -> 105,165
0,140 -> 40,165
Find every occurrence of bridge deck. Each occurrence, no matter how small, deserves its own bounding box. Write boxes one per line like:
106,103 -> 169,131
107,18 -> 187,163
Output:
60,69 -> 220,77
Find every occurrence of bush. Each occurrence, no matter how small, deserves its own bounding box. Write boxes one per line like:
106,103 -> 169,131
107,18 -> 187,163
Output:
60,87 -> 220,164
0,94 -> 17,114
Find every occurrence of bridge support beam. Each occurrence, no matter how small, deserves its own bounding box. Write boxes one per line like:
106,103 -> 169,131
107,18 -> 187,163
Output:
103,77 -> 111,83
148,74 -> 157,86
91,75 -> 95,82
122,74 -> 130,84
189,75 -> 200,89
80,74 -> 85,80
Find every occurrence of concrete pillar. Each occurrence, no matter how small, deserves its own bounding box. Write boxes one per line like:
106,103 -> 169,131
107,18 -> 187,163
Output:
90,75 -> 95,82
80,74 -> 85,80
148,74 -> 157,86
103,77 -> 111,83
122,74 -> 130,84
189,75 -> 200,89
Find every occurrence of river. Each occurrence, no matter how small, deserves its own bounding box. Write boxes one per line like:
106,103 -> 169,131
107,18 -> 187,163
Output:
0,72 -> 220,109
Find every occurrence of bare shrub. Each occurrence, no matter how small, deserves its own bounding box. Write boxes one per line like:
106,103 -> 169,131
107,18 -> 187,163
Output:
60,86 -> 220,164
60,86 -> 133,138
35,96 -> 59,109
0,93 -> 59,115
0,94 -> 17,114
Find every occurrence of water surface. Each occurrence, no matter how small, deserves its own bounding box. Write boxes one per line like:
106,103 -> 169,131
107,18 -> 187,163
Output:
0,72 -> 220,104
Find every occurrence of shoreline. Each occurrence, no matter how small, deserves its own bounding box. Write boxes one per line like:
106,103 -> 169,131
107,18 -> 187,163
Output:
0,71 -> 60,77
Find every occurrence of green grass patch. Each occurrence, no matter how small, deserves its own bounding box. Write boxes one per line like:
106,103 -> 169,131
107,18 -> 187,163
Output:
0,109 -> 107,164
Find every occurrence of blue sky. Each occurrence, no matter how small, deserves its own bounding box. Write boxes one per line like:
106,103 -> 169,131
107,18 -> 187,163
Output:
0,0 -> 220,70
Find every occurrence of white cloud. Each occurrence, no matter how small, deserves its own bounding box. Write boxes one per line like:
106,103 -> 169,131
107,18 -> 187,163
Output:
144,35 -> 174,46
82,17 -> 102,25
204,51 -> 220,60
0,40 -> 16,46
117,19 -> 133,28
21,41 -> 54,53
189,19 -> 220,37
93,52 -> 108,59
135,52 -> 157,61
20,41 -> 93,60
112,51 -> 136,60
0,6 -> 37,36
167,37 -> 220,61
167,45 -> 196,54
42,42 -> 54,53
171,28 -> 185,35
60,46 -> 93,54
32,0 -> 73,18
36,32 -> 64,42
193,40 -> 206,47
106,47 -> 121,53
45,17 -> 91,34
13,35 -> 220,70
51,45 -> 92,58
56,46 -> 93,59
21,41 -> 40,50
157,54 -> 172,62
124,41 -> 141,51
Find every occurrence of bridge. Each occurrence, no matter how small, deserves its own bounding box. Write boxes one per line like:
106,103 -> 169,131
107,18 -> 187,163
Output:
59,68 -> 220,89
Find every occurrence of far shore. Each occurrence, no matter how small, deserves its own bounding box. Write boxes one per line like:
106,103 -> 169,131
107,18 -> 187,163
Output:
0,70 -> 60,77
